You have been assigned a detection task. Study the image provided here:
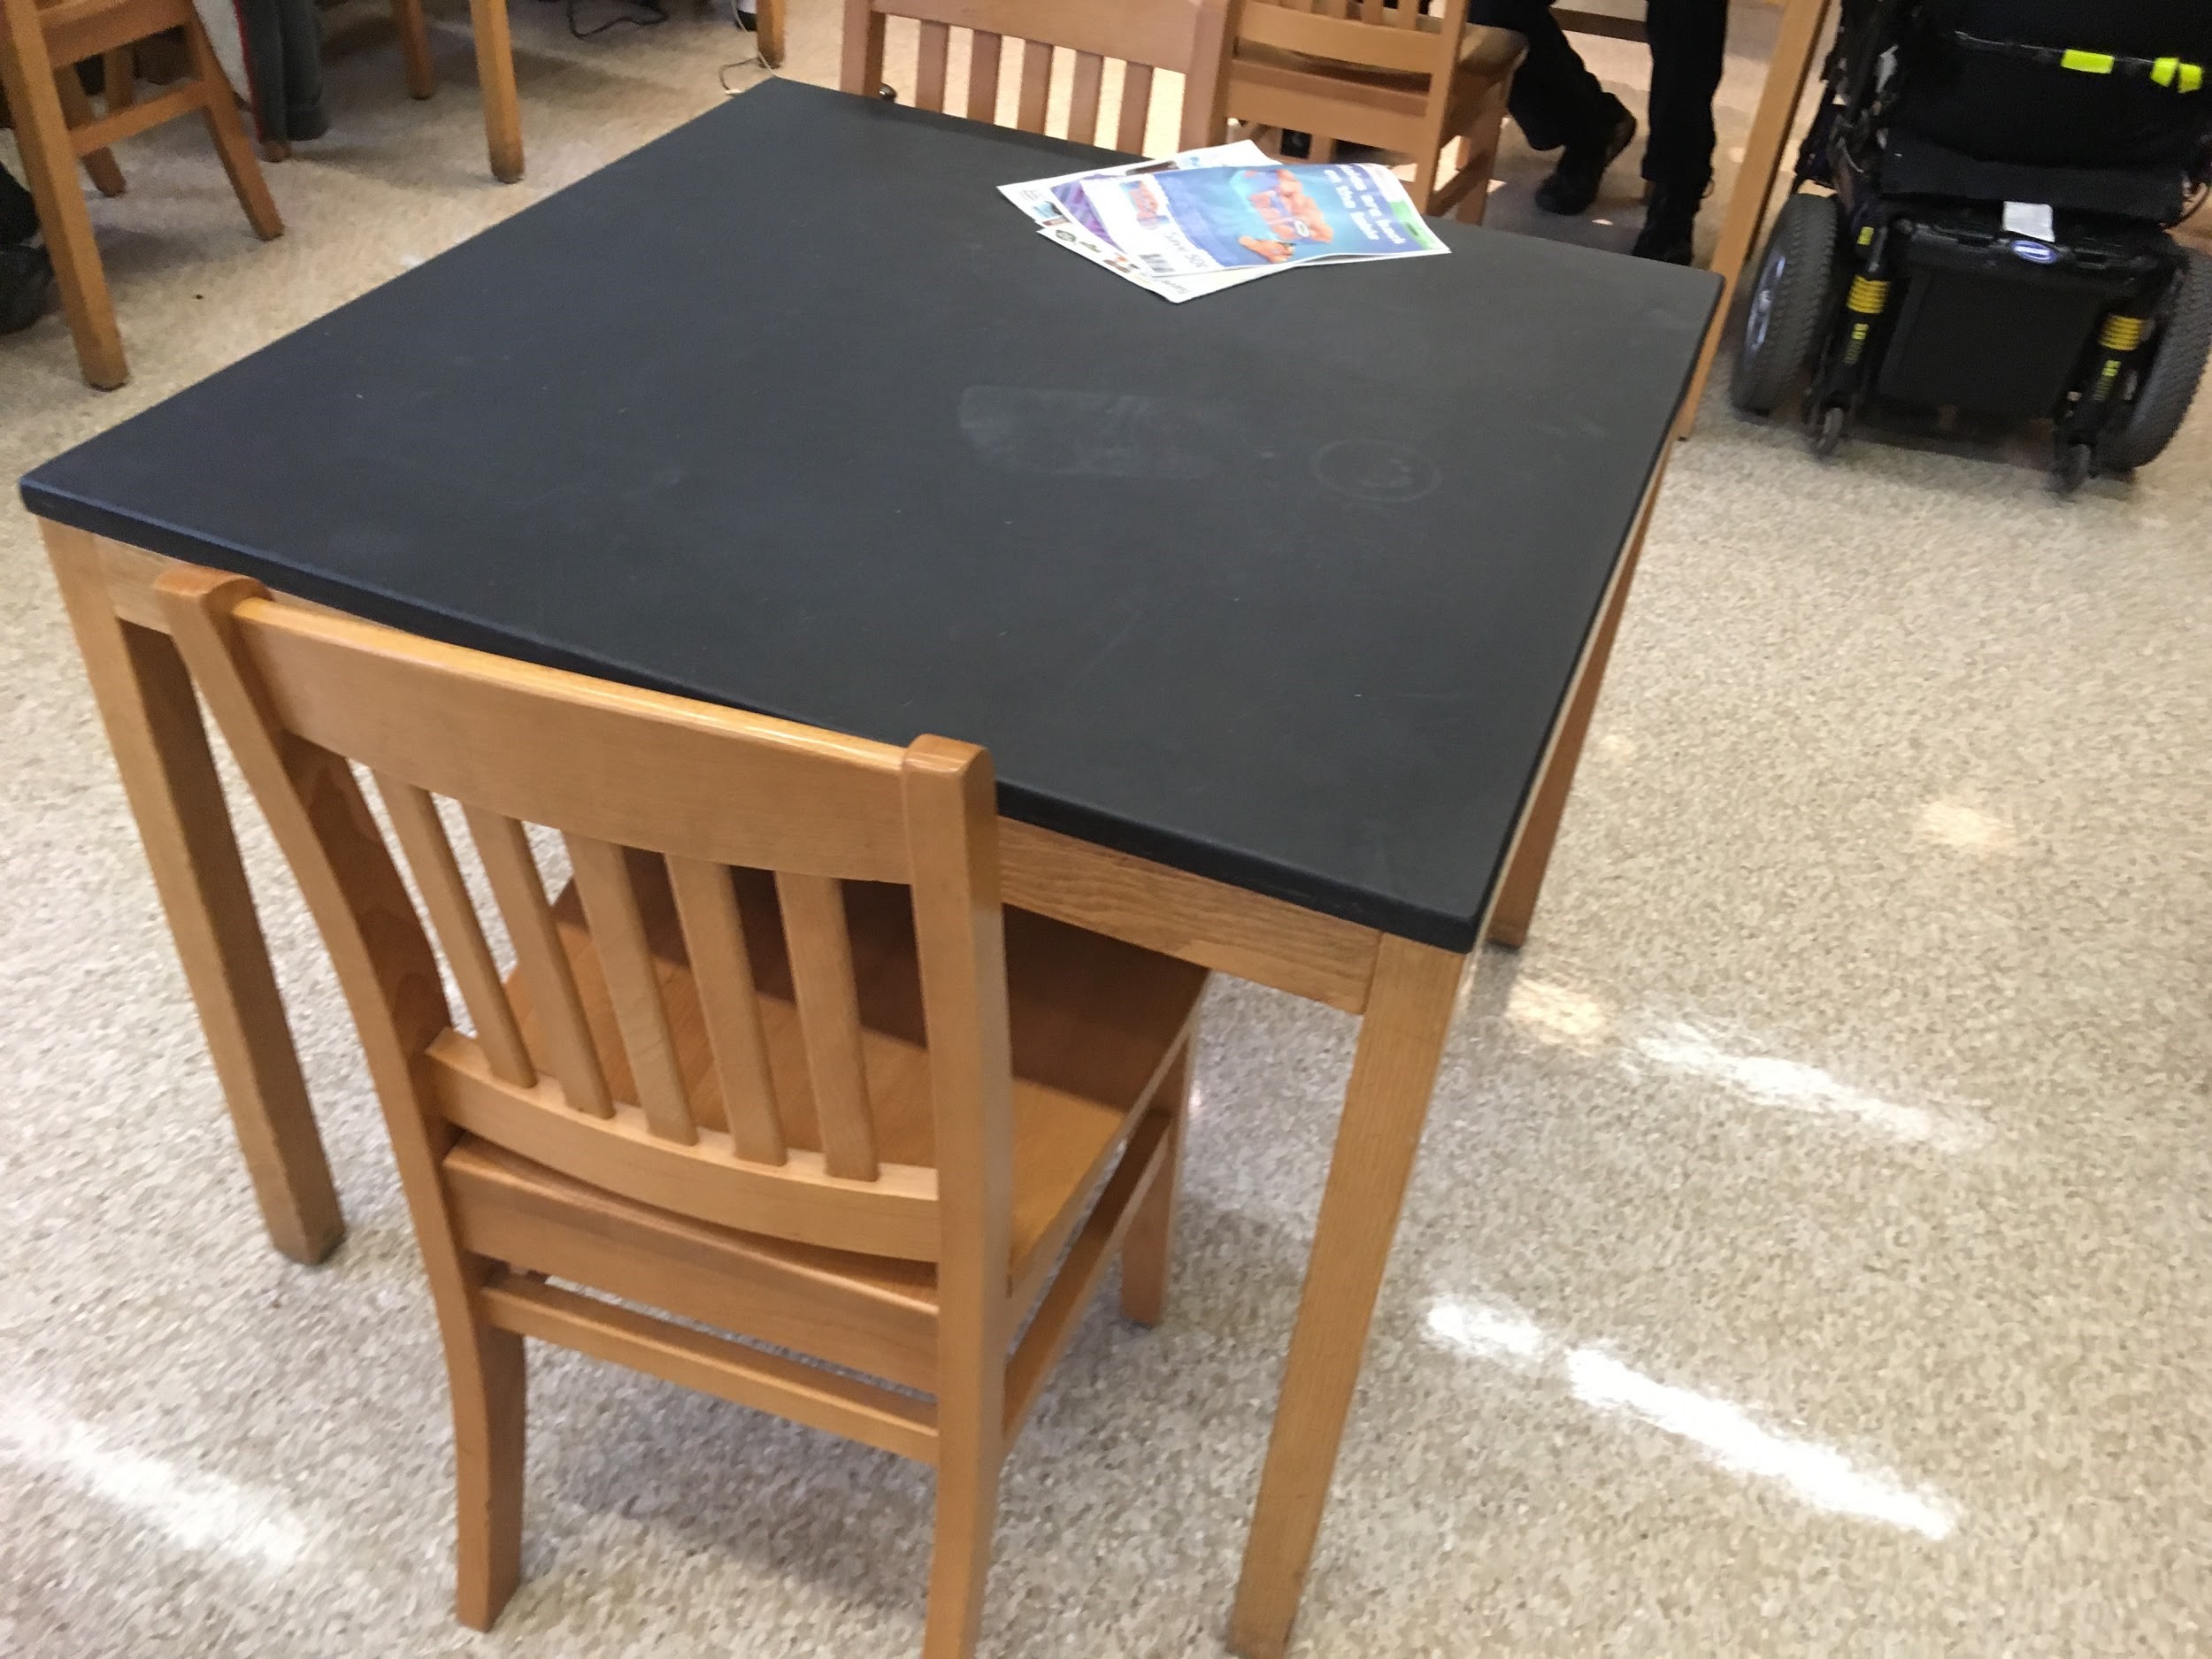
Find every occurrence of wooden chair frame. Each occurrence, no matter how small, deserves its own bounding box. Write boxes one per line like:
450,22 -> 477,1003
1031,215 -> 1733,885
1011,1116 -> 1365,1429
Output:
0,0 -> 280,386
842,0 -> 1233,152
157,565 -> 1202,1658
1224,0 -> 1526,220
383,0 -> 787,185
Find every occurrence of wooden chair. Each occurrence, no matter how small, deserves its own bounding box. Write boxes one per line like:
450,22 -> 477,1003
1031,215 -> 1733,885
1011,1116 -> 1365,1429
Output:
0,0 -> 280,387
387,0 -> 520,182
842,0 -> 1233,153
1224,0 -> 1525,221
385,0 -> 788,185
157,566 -> 1210,1659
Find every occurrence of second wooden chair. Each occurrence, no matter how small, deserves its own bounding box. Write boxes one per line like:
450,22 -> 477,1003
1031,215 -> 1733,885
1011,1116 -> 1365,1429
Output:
158,565 -> 1210,1659
0,0 -> 281,387
843,0 -> 1232,152
1225,0 -> 1525,221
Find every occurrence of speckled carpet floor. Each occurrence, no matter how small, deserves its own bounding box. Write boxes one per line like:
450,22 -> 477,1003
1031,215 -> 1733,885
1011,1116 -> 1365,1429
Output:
4,3 -> 2209,1655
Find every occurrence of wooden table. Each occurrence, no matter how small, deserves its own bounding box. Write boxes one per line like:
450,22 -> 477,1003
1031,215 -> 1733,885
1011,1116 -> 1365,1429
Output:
27,81 -> 1714,1658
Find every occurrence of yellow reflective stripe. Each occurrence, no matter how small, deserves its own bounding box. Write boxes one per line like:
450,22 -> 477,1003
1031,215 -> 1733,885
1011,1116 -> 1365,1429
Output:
2061,48 -> 2116,73
2184,62 -> 2204,92
2154,55 -> 2178,84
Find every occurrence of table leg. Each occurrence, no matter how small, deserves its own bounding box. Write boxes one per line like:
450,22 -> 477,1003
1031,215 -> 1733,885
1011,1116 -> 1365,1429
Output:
1485,447 -> 1671,950
1676,0 -> 1834,439
45,524 -> 344,1264
757,0 -> 786,68
1227,933 -> 1466,1659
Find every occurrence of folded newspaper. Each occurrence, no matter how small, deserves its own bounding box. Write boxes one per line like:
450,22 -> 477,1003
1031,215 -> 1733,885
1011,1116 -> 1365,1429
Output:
1000,141 -> 1448,303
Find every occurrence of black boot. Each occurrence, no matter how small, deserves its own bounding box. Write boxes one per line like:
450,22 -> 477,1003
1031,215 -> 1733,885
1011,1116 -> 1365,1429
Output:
1631,181 -> 1701,264
1533,96 -> 1635,216
0,243 -> 55,336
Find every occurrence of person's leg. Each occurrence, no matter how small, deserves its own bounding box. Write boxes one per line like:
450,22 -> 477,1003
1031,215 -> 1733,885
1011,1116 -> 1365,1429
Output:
1633,0 -> 1729,260
0,165 -> 53,336
1476,0 -> 1636,215
0,162 -> 37,246
1477,0 -> 1613,152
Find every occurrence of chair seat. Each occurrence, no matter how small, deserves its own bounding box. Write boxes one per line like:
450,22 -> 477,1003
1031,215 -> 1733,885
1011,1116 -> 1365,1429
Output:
1236,20 -> 1524,90
444,863 -> 1208,1388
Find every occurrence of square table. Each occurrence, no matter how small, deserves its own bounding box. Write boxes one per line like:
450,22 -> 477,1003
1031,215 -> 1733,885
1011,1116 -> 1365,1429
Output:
25,78 -> 1717,1657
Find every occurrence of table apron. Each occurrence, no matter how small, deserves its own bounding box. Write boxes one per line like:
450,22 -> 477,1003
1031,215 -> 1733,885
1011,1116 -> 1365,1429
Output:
70,528 -> 1384,1014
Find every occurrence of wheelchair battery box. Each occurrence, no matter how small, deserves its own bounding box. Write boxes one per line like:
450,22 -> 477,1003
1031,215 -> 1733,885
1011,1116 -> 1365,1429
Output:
1878,219 -> 2156,419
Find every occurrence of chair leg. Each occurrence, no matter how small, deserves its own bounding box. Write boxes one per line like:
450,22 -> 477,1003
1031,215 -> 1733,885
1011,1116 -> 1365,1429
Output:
921,1428 -> 1003,1659
102,46 -> 134,111
451,1320 -> 526,1631
393,0 -> 437,99
1120,1040 -> 1192,1327
1409,142 -> 1444,218
54,68 -> 126,196
0,0 -> 127,386
181,17 -> 283,239
1454,98 -> 1509,226
467,0 -> 524,183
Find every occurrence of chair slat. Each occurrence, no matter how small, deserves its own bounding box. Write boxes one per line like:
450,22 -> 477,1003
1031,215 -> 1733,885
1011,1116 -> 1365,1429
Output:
916,19 -> 950,111
1068,50 -> 1105,144
1015,37 -> 1052,131
565,835 -> 697,1145
1389,0 -> 1417,27
967,29 -> 1002,121
1116,62 -> 1155,151
375,774 -> 536,1088
465,807 -> 613,1118
774,872 -> 879,1181
666,856 -> 788,1166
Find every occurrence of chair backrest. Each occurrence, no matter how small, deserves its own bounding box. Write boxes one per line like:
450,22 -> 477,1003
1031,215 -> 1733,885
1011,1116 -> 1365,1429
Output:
1233,0 -> 1472,82
841,0 -> 1233,152
157,567 -> 1015,1273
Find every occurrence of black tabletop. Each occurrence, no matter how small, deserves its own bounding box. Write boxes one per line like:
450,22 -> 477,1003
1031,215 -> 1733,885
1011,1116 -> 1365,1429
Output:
24,78 -> 1717,952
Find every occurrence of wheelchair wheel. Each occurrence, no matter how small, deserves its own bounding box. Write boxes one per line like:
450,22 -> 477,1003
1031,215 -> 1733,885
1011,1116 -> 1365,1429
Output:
1731,193 -> 1840,417
2098,249 -> 2212,473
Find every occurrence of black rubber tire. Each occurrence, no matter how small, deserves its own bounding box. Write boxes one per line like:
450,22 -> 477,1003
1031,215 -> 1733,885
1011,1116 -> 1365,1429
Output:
2098,248 -> 2212,473
2055,442 -> 2093,494
1731,193 -> 1841,416
1808,402 -> 1847,457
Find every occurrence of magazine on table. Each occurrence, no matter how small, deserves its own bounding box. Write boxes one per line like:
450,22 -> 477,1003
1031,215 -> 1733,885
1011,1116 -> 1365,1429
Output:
1002,147 -> 1448,302
998,142 -> 1284,302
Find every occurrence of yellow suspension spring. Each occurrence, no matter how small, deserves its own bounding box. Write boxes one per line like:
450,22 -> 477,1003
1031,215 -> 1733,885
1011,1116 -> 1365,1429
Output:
1847,275 -> 1892,314
2099,313 -> 2147,350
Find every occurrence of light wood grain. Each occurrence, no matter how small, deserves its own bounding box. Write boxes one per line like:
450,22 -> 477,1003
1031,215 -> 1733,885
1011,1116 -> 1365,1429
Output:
666,856 -> 787,1164
1486,445 -> 1671,949
466,0 -> 522,180
1228,933 -> 1466,1659
1118,1038 -> 1190,1325
1002,819 -> 1378,1012
467,808 -> 614,1118
1226,0 -> 1522,217
483,1275 -> 941,1463
42,525 -> 342,1261
157,565 -> 1210,1657
844,0 -> 1232,151
390,0 -> 434,96
377,775 -> 537,1087
54,65 -> 125,194
777,872 -> 881,1181
0,0 -> 280,385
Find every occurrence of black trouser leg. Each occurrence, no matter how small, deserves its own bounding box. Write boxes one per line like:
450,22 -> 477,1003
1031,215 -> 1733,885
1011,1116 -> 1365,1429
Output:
1468,0 -> 1618,151
0,165 -> 38,247
1641,0 -> 1729,190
